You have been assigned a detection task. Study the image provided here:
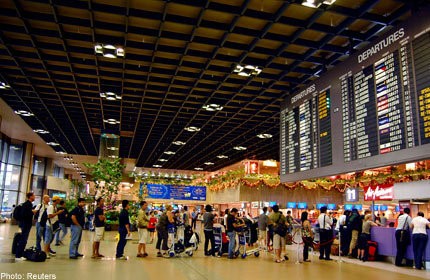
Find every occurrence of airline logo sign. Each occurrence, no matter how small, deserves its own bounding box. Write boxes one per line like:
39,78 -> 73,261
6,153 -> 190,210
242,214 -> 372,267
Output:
364,183 -> 394,201
345,188 -> 359,202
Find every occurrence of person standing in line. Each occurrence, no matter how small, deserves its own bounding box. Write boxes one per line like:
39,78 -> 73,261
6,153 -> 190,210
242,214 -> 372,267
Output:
55,200 -> 68,246
92,197 -> 106,258
15,192 -> 36,261
137,201 -> 149,258
156,205 -> 174,257
34,195 -> 50,251
347,209 -> 361,257
223,209 -> 229,228
116,200 -> 131,260
191,208 -> 197,230
357,214 -> 379,261
69,198 -> 85,259
270,205 -> 288,263
182,206 -> 190,227
318,206 -> 333,261
203,205 -> 216,256
301,211 -> 314,262
380,213 -> 387,227
227,208 -> 244,259
411,212 -> 430,270
395,208 -> 412,266
148,211 -> 157,243
44,196 -> 64,259
257,207 -> 269,249
267,206 -> 274,251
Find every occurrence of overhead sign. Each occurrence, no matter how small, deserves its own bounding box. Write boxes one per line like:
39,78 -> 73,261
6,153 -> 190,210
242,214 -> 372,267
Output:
345,188 -> 359,202
364,183 -> 394,201
146,184 -> 206,201
245,161 -> 259,174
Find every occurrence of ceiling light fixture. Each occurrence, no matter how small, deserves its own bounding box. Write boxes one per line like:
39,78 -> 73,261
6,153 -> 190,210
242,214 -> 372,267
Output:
194,167 -> 203,171
184,126 -> 201,132
33,129 -> 50,134
302,0 -> 336,8
204,162 -> 214,165
202,104 -> 223,111
0,82 -> 11,89
100,92 -> 122,101
56,151 -> 67,155
257,133 -> 273,139
108,155 -> 118,158
158,159 -> 168,162
233,146 -> 247,151
107,146 -> 119,151
103,118 -> 120,125
153,164 -> 162,168
164,151 -> 176,155
233,64 -> 262,77
94,43 -> 125,59
217,155 -> 228,159
172,141 -> 186,146
14,110 -> 34,117
47,142 -> 60,146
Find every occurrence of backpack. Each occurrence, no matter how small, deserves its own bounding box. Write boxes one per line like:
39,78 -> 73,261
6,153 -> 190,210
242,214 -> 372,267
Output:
39,208 -> 48,227
13,204 -> 24,221
33,204 -> 42,221
272,213 -> 288,237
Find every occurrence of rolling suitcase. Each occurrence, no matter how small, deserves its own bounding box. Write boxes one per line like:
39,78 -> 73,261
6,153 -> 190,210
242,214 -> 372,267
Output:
12,232 -> 21,254
366,241 -> 378,261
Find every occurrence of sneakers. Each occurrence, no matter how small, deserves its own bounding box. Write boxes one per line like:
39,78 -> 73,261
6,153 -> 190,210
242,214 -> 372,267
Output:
157,252 -> 162,257
15,257 -> 26,261
136,253 -> 144,258
49,252 -> 56,257
69,256 -> 78,259
116,256 -> 127,260
76,253 -> 84,257
49,249 -> 56,255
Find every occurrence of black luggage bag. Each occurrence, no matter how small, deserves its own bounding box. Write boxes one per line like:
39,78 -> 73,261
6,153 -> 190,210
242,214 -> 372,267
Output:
12,232 -> 21,254
23,247 -> 47,262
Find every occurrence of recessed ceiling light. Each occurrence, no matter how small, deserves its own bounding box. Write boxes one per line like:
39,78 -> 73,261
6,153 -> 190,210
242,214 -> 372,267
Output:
257,133 -> 273,139
56,151 -> 67,155
47,142 -> 60,146
95,44 -> 125,59
107,146 -> 119,151
158,159 -> 168,162
0,82 -> 11,89
204,162 -> 214,165
233,64 -> 262,77
33,129 -> 50,134
103,118 -> 120,125
172,141 -> 186,146
194,167 -> 203,171
217,155 -> 228,159
233,146 -> 247,151
100,92 -> 122,101
202,104 -> 223,111
153,164 -> 162,168
184,126 -> 201,132
164,151 -> 176,155
14,110 -> 34,117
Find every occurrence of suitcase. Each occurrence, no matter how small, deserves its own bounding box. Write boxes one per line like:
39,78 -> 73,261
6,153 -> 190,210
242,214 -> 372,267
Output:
367,241 -> 378,261
12,232 -> 21,254
23,247 -> 47,262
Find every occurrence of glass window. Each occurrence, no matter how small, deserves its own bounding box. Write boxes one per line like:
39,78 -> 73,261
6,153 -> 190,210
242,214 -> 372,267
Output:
33,157 -> 46,176
1,138 -> 8,163
4,164 -> 21,190
8,143 -> 23,165
31,175 -> 45,196
2,190 -> 18,215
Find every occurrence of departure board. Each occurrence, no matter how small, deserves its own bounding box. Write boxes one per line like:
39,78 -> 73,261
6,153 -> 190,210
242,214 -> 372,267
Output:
280,8 -> 430,182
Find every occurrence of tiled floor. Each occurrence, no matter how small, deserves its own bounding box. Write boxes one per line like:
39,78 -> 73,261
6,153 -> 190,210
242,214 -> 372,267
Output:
0,223 -> 428,280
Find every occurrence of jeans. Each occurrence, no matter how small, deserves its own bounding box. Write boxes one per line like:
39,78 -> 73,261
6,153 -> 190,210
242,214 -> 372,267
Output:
156,229 -> 169,251
204,229 -> 215,256
319,229 -> 332,259
227,231 -> 236,258
116,228 -> 128,258
35,222 -> 45,251
191,219 -> 197,230
55,223 -> 67,244
69,225 -> 82,257
16,223 -> 32,258
395,230 -> 410,266
412,234 -> 428,269
303,237 -> 313,261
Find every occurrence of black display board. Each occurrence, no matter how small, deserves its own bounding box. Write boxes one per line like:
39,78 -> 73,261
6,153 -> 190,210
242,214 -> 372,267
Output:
280,7 -> 430,182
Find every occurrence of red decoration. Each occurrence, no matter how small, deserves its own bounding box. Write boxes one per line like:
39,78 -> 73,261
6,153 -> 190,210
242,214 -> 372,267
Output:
363,183 -> 394,201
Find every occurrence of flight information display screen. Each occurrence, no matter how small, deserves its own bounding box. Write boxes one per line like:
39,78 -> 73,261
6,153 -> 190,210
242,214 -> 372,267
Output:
280,8 -> 430,182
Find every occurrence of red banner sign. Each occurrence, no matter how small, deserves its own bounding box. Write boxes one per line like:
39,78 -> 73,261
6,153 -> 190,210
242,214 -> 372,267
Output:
245,161 -> 259,175
364,183 -> 394,201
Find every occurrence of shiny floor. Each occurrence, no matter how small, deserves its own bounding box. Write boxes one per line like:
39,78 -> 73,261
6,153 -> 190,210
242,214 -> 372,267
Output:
0,223 -> 428,280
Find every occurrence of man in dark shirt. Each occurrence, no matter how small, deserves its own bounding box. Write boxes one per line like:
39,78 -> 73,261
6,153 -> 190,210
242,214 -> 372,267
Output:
202,205 -> 215,256
55,200 -> 68,246
226,208 -> 245,259
15,192 -> 36,261
69,198 -> 85,259
116,200 -> 131,260
92,197 -> 106,258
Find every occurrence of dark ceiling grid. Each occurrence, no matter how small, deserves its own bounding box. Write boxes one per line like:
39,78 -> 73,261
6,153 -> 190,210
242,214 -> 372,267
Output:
0,0 -> 422,172
141,0 -> 252,167
48,0 -> 98,155
5,0 -> 90,155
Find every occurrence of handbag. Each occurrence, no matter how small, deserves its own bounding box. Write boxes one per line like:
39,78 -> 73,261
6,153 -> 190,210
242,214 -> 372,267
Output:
399,216 -> 410,245
51,220 -> 60,234
273,214 -> 287,237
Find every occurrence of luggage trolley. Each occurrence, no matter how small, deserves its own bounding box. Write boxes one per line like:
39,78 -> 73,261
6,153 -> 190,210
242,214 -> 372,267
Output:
236,227 -> 261,259
168,224 -> 198,257
213,225 -> 229,256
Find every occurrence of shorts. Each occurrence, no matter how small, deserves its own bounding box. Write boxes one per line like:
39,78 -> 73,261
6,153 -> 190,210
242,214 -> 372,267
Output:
138,228 -> 148,244
148,228 -> 155,232
273,233 -> 285,250
258,229 -> 266,240
44,226 -> 54,244
93,227 -> 105,242
357,233 -> 370,249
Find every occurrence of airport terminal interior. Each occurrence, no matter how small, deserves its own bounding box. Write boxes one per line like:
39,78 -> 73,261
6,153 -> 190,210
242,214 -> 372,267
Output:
1,0 -> 430,279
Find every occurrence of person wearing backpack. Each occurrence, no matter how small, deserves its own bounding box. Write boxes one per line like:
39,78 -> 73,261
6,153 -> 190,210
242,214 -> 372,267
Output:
136,201 -> 149,257
270,205 -> 288,263
44,196 -> 64,259
15,192 -> 36,261
318,206 -> 334,261
92,197 -> 106,258
55,200 -> 68,246
34,195 -> 50,251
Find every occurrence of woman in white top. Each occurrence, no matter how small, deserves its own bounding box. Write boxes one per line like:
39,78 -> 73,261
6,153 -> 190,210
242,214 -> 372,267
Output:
411,212 -> 430,270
